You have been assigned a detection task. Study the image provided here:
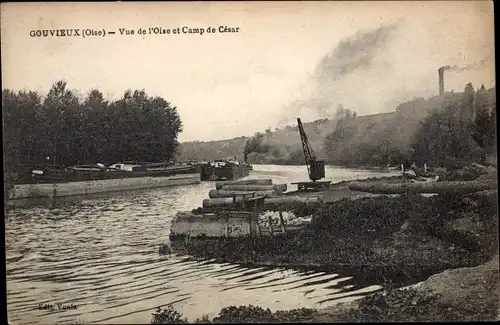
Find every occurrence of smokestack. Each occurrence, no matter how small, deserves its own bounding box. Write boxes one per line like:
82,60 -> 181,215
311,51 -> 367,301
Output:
438,67 -> 444,96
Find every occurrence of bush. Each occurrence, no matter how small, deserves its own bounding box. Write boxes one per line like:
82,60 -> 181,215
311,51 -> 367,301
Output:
209,305 -> 320,323
438,165 -> 486,181
193,315 -> 211,323
212,305 -> 275,323
151,306 -> 188,324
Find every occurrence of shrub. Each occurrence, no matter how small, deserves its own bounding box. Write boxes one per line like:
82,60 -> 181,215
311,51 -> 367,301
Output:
193,314 -> 211,323
212,305 -> 275,323
151,306 -> 188,324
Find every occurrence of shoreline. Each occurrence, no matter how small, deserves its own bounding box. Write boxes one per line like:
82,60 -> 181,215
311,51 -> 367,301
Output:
150,253 -> 499,323
162,165 -> 498,323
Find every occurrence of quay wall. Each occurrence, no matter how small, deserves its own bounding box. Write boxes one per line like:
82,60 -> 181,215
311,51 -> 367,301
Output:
8,173 -> 201,200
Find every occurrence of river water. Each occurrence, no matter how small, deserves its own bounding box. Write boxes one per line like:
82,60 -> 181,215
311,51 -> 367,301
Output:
5,164 -> 400,325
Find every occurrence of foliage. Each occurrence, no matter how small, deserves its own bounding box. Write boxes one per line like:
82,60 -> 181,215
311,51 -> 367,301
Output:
411,84 -> 496,167
471,85 -> 497,154
438,165 -> 486,181
212,305 -> 275,323
323,109 -> 412,167
151,306 -> 188,324
3,81 -> 183,173
178,83 -> 495,167
150,305 -> 320,324
193,315 -> 211,323
185,193 -> 497,282
210,305 -> 319,323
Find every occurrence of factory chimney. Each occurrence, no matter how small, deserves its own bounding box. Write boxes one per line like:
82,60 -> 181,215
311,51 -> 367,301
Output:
438,67 -> 444,96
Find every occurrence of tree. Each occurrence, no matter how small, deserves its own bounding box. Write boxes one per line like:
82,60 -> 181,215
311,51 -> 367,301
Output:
81,89 -> 109,163
3,81 -> 184,171
42,80 -> 80,166
460,82 -> 475,122
411,84 -> 483,166
324,105 -> 358,163
2,89 -> 44,171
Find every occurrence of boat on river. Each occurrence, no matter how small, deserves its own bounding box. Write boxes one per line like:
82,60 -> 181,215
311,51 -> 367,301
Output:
6,161 -> 202,202
200,159 -> 251,181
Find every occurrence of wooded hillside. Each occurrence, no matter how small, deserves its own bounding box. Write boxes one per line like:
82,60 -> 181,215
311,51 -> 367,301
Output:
178,84 -> 496,167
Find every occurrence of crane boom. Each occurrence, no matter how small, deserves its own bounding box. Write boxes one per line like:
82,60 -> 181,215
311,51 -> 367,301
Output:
297,118 -> 316,161
297,118 -> 325,182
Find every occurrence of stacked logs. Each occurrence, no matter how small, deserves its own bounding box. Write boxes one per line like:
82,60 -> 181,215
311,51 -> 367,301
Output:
201,179 -> 321,209
208,179 -> 283,199
204,179 -> 282,208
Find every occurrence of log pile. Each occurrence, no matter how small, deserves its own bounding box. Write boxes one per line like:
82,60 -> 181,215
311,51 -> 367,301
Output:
201,178 -> 321,209
170,178 -> 319,240
215,179 -> 272,190
202,196 -> 321,208
348,179 -> 497,195
209,189 -> 276,198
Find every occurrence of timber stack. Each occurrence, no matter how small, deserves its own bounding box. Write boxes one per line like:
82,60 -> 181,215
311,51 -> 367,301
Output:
169,178 -> 322,241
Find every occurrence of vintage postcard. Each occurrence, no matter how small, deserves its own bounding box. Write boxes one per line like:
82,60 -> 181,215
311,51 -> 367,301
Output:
2,1 -> 497,324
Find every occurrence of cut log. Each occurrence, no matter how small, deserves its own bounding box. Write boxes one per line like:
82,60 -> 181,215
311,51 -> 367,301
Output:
265,196 -> 320,205
203,197 -> 246,208
208,189 -> 278,198
220,184 -> 287,192
348,180 -> 497,194
202,195 -> 320,208
215,179 -> 272,190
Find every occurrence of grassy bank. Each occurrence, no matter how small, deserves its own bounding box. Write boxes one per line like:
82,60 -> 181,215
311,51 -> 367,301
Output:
157,166 -> 498,323
182,192 -> 497,282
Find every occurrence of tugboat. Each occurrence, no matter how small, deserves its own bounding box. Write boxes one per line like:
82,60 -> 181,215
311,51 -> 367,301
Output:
200,156 -> 251,181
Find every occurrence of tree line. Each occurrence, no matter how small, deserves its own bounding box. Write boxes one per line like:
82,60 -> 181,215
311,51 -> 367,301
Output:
324,83 -> 496,167
411,84 -> 496,167
2,80 -> 183,173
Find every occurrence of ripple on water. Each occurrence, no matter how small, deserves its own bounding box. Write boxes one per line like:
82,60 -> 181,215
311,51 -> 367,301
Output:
6,166 -> 399,324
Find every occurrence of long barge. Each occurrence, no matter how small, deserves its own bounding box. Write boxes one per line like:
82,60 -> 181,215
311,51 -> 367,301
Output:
6,163 -> 201,203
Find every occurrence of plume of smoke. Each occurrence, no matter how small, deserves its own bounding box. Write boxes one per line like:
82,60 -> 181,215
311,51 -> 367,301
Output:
244,132 -> 270,156
244,130 -> 299,163
314,23 -> 398,82
279,22 -> 399,126
440,56 -> 493,72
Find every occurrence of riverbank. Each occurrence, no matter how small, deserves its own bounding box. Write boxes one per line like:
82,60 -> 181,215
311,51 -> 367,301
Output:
164,164 -> 498,322
183,191 -> 497,275
150,254 -> 499,323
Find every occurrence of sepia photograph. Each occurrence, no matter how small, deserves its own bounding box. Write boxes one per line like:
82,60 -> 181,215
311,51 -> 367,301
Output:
2,1 -> 498,324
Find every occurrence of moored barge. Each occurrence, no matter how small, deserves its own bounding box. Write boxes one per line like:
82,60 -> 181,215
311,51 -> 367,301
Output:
6,162 -> 201,202
200,159 -> 251,181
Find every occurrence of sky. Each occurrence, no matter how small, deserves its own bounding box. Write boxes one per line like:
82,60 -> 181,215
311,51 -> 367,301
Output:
1,1 -> 495,142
